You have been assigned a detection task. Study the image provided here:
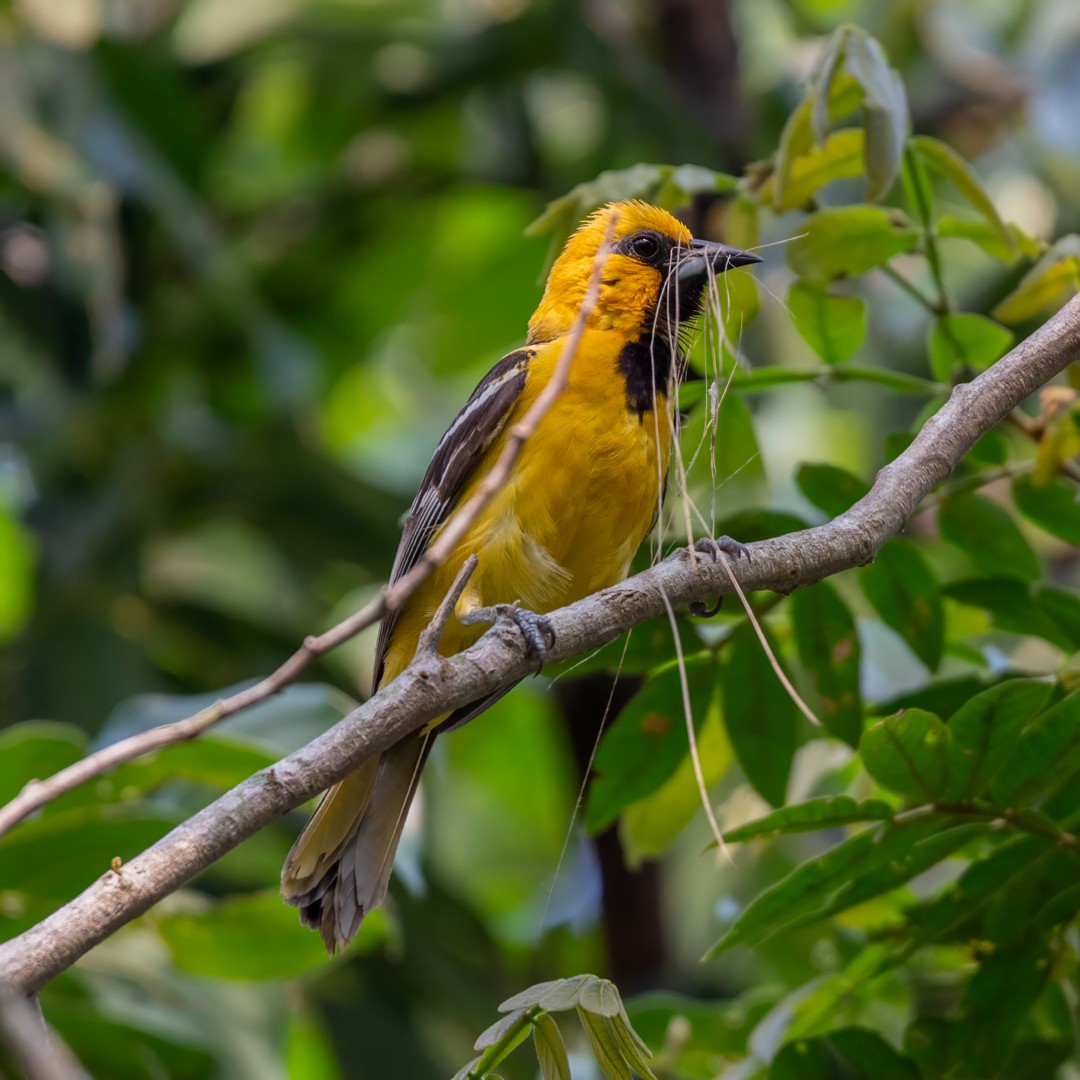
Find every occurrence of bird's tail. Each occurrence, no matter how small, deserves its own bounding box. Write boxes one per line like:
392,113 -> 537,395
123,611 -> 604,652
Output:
281,733 -> 431,952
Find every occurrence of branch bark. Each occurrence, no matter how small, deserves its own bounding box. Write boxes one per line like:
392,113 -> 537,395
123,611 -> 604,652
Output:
1,294 -> 1078,996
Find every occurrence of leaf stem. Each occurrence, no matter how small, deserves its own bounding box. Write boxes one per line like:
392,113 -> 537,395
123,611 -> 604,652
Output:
880,263 -> 944,315
467,1008 -> 541,1079
927,800 -> 1080,858
903,143 -> 954,315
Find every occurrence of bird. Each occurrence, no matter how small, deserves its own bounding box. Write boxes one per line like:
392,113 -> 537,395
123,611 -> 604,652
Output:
281,199 -> 762,951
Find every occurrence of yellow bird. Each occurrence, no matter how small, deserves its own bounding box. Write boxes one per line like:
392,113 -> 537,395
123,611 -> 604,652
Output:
281,200 -> 760,951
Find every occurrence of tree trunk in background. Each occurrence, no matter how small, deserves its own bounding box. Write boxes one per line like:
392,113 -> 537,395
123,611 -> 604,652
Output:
556,674 -> 668,992
655,0 -> 749,166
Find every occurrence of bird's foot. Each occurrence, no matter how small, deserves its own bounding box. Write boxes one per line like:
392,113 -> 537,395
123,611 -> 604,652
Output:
687,535 -> 751,617
460,602 -> 556,673
693,535 -> 752,563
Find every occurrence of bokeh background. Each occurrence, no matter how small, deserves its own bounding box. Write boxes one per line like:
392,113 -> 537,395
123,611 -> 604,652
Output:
2,0 -> 1080,1077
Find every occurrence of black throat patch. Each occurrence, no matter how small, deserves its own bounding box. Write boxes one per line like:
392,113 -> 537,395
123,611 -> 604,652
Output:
618,336 -> 674,419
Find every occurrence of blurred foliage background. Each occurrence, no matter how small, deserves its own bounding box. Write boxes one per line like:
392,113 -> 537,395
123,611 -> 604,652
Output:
2,0 -> 1080,1077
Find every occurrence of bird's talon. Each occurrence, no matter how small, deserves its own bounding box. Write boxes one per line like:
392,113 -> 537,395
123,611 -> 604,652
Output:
690,597 -> 724,618
694,535 -> 751,563
461,603 -> 555,672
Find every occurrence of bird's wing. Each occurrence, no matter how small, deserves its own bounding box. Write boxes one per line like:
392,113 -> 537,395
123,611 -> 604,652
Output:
372,347 -> 534,686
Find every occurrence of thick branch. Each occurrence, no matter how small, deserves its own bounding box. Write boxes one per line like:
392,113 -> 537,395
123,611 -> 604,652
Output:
1,294 -> 1078,995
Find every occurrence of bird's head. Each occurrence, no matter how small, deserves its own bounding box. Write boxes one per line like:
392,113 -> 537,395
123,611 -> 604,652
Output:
527,200 -> 761,345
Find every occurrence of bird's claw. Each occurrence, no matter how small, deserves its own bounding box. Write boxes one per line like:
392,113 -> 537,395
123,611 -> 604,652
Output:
687,535 -> 750,618
461,602 -> 556,673
693,535 -> 752,563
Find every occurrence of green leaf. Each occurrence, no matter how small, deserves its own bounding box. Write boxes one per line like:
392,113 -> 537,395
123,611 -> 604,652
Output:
860,709 -> 949,801
1035,585 -> 1080,650
860,538 -> 944,670
722,626 -> 798,807
787,823 -> 986,934
626,991 -> 766,1066
0,806 -> 179,903
585,655 -> 717,832
844,34 -> 908,200
901,837 -> 1050,958
725,194 -> 759,251
1035,883 -> 1080,931
771,1028 -> 920,1080
911,135 -> 1013,253
532,1014 -> 571,1080
957,930 -> 1050,1077
578,977 -> 623,1018
723,796 -> 893,842
525,164 -> 739,245
769,1037 -> 844,1079
945,578 -> 1072,651
945,680 -> 1054,801
158,891 -> 383,979
1002,1040 -> 1074,1080
809,26 -> 853,143
968,427 -> 1010,466
938,215 -> 1044,263
657,163 -> 742,209
0,721 -> 87,806
903,1020 -> 963,1079
765,128 -> 866,211
787,206 -> 918,280
619,707 -> 732,865
991,689 -> 1080,805
0,503 -> 35,643
604,1012 -> 657,1080
468,1008 -> 533,1078
706,815 -> 950,955
285,1009 -> 341,1080
1012,473 -> 1080,546
577,1010 -> 633,1080
105,736 -> 278,798
475,1009 -> 529,1051
790,582 -> 863,745
937,492 -> 1041,583
992,234 -> 1080,325
714,510 -> 810,543
501,975 -> 615,1015
927,313 -> 1014,381
795,463 -> 870,518
877,676 -> 994,722
787,281 -> 867,365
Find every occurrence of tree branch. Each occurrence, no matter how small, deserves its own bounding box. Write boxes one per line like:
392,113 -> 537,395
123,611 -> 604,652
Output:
1,294 -> 1077,996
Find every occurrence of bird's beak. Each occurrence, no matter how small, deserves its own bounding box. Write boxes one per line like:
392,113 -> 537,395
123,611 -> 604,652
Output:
674,239 -> 763,288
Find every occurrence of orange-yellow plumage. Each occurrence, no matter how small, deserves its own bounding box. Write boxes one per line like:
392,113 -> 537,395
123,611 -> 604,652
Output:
281,200 -> 759,951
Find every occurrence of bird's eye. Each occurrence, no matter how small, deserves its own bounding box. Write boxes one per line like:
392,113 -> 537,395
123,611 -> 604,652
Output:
630,233 -> 661,261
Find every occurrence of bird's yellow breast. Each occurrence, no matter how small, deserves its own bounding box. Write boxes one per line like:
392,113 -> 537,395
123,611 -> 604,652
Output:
378,330 -> 670,686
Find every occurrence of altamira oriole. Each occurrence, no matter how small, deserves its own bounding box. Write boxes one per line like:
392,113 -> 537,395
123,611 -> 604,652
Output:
281,199 -> 761,951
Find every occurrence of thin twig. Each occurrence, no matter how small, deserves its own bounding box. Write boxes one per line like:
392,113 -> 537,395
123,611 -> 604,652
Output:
0,220 -> 619,841
879,263 -> 943,315
414,556 -> 479,660
0,986 -> 87,1080
0,296 -> 1078,996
